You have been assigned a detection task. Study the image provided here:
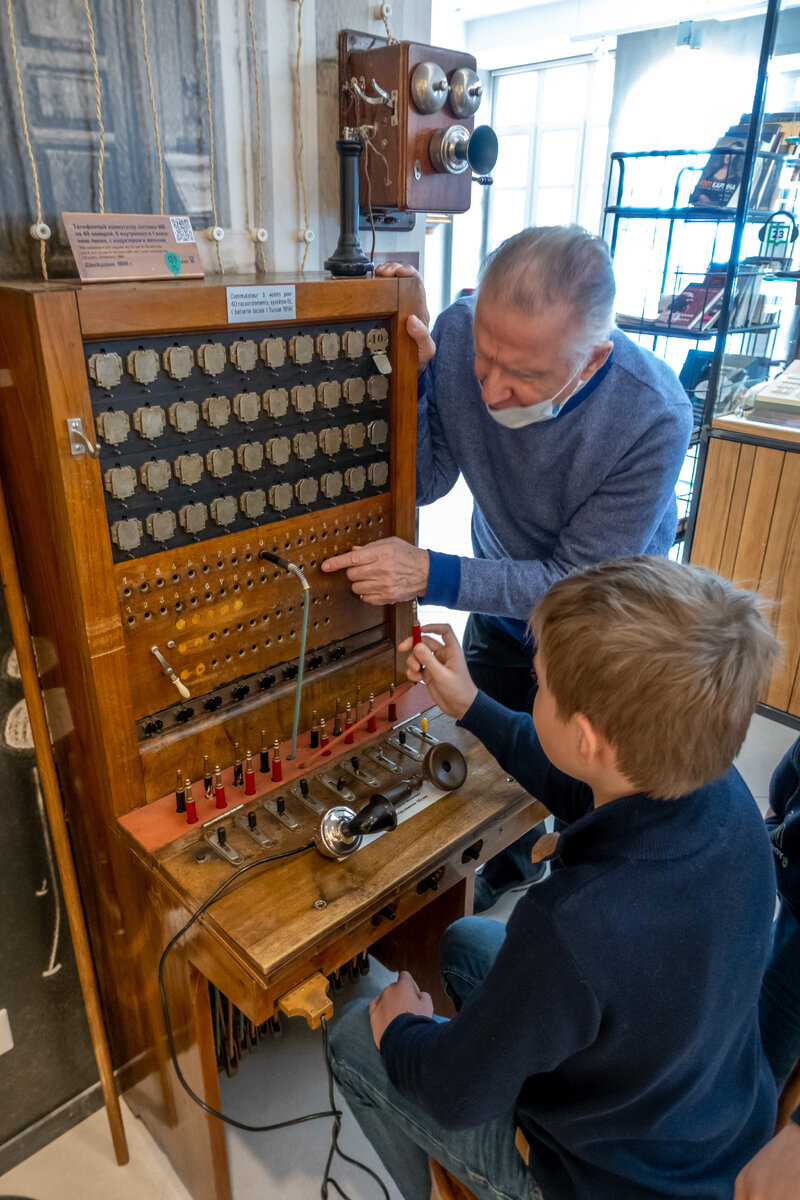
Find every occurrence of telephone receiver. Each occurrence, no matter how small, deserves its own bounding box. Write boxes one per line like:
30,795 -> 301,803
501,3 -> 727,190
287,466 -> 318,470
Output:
315,741 -> 468,858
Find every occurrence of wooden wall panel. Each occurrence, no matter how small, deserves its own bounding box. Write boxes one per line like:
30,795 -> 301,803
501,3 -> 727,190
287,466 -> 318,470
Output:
759,452 -> 800,714
717,443 -> 756,580
692,433 -> 800,720
731,446 -> 784,588
689,438 -> 742,572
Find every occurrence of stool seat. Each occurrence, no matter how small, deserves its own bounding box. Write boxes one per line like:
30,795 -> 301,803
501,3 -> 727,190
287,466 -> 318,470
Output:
429,1158 -> 480,1200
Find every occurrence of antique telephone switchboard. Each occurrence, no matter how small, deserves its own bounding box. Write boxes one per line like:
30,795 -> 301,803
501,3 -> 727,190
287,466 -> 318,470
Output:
0,275 -> 544,1200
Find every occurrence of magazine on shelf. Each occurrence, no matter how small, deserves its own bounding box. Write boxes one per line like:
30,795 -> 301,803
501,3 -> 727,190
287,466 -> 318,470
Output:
689,113 -> 800,210
690,137 -> 748,207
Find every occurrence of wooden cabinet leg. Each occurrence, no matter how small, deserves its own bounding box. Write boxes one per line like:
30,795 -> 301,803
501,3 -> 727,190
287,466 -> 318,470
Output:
125,952 -> 232,1200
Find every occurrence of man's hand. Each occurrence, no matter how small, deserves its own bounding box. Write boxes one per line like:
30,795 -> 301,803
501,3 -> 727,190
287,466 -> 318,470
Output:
369,971 -> 434,1049
399,623 -> 478,720
321,537 -> 429,605
735,1122 -> 800,1199
374,262 -> 436,374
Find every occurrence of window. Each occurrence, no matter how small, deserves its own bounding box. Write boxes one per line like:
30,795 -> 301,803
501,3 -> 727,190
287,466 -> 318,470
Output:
488,54 -> 616,253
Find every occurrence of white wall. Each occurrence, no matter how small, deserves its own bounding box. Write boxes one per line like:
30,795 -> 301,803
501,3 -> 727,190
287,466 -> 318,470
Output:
453,0 -> 800,70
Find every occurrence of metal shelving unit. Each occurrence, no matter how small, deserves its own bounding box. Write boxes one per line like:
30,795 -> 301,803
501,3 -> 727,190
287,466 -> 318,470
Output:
602,2 -> 797,555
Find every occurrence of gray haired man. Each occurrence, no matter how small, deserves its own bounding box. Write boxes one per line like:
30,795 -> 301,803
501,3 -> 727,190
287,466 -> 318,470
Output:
323,225 -> 692,909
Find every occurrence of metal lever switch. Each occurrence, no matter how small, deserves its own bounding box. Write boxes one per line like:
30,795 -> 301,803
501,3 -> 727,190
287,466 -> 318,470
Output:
151,645 -> 190,699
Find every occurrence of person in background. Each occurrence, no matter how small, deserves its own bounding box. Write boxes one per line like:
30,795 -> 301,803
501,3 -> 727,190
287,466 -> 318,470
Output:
329,557 -> 779,1200
735,734 -> 800,1199
323,226 -> 693,910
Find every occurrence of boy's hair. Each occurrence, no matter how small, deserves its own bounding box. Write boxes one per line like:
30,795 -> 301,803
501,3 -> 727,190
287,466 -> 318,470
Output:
529,557 -> 779,799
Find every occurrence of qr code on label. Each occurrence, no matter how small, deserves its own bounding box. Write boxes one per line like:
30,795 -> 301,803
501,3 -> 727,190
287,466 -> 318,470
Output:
170,216 -> 196,244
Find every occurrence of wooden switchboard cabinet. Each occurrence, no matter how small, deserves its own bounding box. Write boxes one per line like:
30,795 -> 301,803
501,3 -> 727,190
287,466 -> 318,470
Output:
0,274 -> 544,1200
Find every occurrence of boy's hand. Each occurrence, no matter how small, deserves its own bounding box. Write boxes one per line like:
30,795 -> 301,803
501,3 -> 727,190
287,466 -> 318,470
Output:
734,1122 -> 800,1199
369,971 -> 434,1048
398,623 -> 478,720
374,262 -> 435,374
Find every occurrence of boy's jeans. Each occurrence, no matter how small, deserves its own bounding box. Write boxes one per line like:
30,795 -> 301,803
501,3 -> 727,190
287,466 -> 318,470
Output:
328,917 -> 544,1200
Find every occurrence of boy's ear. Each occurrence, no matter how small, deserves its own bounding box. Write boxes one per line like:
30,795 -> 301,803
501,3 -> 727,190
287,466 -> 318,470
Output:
573,712 -> 605,767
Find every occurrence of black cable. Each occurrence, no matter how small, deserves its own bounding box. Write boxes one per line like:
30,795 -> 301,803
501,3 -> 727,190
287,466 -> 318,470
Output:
159,842 -> 392,1196
158,842 -> 336,1132
319,1015 -> 390,1200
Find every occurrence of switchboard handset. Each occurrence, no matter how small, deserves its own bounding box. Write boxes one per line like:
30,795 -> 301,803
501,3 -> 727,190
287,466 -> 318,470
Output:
315,740 -> 468,858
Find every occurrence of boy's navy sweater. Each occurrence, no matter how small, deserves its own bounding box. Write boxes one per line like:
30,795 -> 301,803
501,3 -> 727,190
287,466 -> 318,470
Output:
767,734 -> 800,922
766,734 -> 800,1126
380,692 -> 777,1200
418,300 -> 693,641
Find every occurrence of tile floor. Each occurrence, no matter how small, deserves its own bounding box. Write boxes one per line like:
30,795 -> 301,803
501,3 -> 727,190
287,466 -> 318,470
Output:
1,712 -> 796,1200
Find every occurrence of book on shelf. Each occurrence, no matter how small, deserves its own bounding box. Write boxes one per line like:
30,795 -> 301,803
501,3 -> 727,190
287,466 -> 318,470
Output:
653,282 -> 724,331
718,113 -> 800,210
622,254 -> 783,334
730,258 -> 764,326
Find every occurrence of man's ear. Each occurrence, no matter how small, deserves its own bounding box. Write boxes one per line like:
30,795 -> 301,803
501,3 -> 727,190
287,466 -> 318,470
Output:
581,341 -> 613,382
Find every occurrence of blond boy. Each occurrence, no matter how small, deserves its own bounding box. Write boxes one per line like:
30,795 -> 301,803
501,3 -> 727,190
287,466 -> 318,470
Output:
329,557 -> 779,1200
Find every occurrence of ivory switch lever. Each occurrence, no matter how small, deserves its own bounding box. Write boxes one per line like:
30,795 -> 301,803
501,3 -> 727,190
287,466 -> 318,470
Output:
150,645 -> 190,699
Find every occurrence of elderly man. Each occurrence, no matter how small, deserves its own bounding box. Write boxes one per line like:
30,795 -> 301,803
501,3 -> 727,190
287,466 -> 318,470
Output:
323,225 -> 692,910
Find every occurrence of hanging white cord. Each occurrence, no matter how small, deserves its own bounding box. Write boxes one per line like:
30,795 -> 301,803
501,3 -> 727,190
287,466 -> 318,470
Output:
6,0 -> 49,278
138,0 -> 164,214
295,0 -> 311,269
198,0 -> 224,273
247,0 -> 268,271
82,0 -> 105,213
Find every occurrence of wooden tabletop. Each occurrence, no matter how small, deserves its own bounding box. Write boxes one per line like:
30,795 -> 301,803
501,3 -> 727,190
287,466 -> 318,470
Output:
713,412 -> 800,446
133,706 -> 543,994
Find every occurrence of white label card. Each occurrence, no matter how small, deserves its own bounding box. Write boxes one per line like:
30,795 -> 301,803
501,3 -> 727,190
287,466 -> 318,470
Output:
226,285 -> 296,324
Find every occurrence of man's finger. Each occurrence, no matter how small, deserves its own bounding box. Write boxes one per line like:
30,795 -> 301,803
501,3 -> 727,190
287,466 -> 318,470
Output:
407,315 -> 435,356
355,592 -> 384,606
344,564 -> 382,585
325,548 -> 378,572
321,550 -> 359,572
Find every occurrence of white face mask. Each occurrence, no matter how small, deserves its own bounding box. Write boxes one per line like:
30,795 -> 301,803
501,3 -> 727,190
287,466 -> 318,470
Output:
486,365 -> 584,429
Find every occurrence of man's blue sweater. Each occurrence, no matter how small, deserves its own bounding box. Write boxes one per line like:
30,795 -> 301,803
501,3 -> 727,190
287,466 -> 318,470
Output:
418,300 -> 693,639
380,693 -> 777,1200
